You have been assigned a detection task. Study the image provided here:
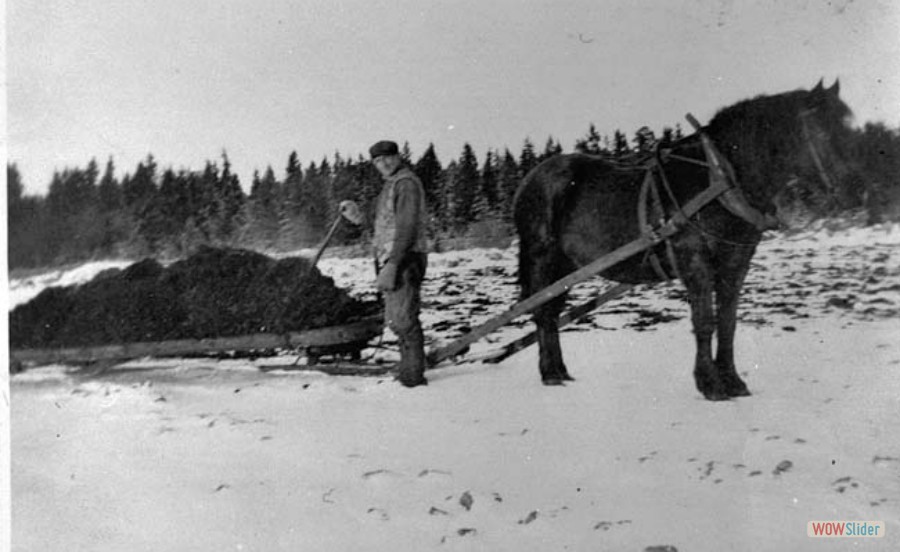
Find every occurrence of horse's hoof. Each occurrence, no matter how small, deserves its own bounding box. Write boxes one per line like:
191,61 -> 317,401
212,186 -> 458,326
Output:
702,389 -> 731,401
542,378 -> 567,386
396,373 -> 428,388
726,385 -> 751,398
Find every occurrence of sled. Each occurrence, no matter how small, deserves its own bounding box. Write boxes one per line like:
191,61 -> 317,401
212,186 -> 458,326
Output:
10,315 -> 384,373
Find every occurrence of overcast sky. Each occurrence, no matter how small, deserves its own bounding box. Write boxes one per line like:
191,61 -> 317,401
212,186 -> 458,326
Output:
6,0 -> 900,195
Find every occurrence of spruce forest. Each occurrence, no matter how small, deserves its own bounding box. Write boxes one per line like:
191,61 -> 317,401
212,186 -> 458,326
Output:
7,121 -> 900,271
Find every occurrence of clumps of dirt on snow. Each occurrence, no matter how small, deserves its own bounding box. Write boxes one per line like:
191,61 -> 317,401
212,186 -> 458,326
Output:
9,246 -> 379,349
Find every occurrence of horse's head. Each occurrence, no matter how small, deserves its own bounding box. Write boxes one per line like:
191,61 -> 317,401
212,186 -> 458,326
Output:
709,79 -> 858,229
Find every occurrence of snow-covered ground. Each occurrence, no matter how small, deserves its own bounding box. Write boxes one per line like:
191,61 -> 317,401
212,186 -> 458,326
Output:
8,221 -> 900,551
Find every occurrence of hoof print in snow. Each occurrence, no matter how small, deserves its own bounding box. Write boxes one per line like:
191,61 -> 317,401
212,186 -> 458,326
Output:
872,455 -> 900,468
594,519 -> 631,531
773,460 -> 793,475
418,469 -> 451,478
367,507 -> 390,520
459,491 -> 474,511
492,492 -> 503,503
518,511 -> 539,525
831,476 -> 859,493
748,470 -> 763,477
697,460 -> 715,480
644,546 -> 678,552
362,469 -> 401,480
429,507 -> 449,516
457,528 -> 477,537
638,451 -> 658,463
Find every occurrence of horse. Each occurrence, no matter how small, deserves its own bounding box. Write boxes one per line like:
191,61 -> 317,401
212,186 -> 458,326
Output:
513,79 -> 856,400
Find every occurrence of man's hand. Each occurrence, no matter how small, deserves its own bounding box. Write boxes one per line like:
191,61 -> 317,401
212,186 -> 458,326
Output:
376,261 -> 399,292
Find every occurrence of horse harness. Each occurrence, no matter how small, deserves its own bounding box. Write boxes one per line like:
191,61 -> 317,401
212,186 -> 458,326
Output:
633,113 -> 780,283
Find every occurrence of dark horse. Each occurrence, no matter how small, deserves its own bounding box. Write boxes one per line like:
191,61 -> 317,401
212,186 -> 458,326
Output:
514,80 -> 856,400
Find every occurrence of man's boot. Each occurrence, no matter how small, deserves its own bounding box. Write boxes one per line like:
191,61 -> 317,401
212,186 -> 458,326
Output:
397,327 -> 427,387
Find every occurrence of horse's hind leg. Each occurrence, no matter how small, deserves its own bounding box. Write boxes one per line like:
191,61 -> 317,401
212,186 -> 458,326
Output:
714,248 -> 754,397
524,248 -> 573,385
534,294 -> 572,385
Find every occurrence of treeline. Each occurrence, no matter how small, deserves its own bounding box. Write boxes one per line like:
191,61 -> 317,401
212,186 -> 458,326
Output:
7,121 -> 900,270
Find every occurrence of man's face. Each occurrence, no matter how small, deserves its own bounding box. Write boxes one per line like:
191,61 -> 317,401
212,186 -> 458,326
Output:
373,155 -> 398,177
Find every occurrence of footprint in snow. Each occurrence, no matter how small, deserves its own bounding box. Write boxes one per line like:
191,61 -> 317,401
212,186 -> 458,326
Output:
362,469 -> 403,480
366,507 -> 390,521
593,519 -> 632,531
417,469 -> 452,478
831,476 -> 859,493
772,460 -> 793,475
872,455 -> 900,468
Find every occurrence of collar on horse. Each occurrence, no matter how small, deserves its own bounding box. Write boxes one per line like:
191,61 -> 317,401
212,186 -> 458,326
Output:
635,113 -> 781,282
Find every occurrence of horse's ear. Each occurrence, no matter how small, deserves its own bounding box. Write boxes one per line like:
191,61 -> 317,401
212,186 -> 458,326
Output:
828,78 -> 841,97
812,78 -> 825,93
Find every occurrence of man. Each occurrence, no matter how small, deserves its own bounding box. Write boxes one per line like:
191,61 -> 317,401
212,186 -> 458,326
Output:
370,140 -> 429,387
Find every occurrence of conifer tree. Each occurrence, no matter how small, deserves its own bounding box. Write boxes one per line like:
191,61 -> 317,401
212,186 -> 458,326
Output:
97,158 -> 122,213
400,141 -> 413,165
6,164 -> 45,267
283,151 -> 302,215
575,124 -> 602,154
519,139 -> 538,178
613,130 -> 629,157
633,126 -> 656,153
538,136 -> 563,162
246,166 -> 281,249
496,149 -> 520,222
414,143 -> 443,218
450,144 -> 480,228
660,126 -> 675,147
479,149 -> 499,214
217,151 -> 246,243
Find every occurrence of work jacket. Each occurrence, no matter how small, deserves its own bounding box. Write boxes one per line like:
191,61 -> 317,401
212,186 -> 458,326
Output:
373,166 -> 428,265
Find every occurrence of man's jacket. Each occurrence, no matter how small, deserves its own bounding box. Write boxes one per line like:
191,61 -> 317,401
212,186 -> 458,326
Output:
373,166 -> 428,265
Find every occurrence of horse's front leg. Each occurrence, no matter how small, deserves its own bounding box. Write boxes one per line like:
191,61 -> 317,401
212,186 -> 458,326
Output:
681,253 -> 729,401
714,250 -> 755,397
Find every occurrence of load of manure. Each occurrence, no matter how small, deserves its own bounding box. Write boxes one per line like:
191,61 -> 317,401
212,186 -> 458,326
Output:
10,246 -> 379,349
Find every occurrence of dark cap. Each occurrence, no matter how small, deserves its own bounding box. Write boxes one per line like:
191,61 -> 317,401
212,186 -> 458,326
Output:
369,140 -> 399,159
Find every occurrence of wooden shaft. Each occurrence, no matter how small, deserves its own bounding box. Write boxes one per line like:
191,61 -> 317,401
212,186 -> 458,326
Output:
481,283 -> 634,365
425,176 -> 731,367
312,215 -> 344,267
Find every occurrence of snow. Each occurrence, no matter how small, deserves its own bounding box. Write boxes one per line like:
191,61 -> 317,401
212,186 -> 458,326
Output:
8,221 -> 900,551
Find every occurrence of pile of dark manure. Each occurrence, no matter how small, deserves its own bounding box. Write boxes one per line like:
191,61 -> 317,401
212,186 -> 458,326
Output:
10,246 -> 379,349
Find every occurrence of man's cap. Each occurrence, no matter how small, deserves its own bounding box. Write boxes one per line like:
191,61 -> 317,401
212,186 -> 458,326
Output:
369,140 -> 399,159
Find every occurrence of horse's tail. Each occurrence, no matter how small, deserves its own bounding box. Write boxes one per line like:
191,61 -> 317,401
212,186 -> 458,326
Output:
513,157 -> 571,299
513,169 -> 541,299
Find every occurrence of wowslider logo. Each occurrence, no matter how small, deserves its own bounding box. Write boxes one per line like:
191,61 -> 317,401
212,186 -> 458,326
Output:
808,521 -> 884,538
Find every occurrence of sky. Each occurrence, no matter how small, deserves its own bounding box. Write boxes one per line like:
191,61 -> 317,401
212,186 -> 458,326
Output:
5,0 -> 900,196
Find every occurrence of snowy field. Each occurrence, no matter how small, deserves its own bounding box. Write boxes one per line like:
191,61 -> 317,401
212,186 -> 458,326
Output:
8,219 -> 900,551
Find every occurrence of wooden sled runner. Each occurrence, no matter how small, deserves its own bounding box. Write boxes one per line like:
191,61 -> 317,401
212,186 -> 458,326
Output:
10,316 -> 384,375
